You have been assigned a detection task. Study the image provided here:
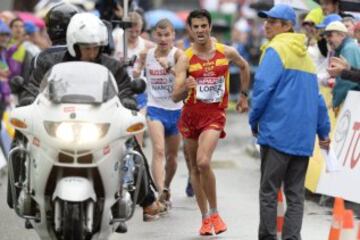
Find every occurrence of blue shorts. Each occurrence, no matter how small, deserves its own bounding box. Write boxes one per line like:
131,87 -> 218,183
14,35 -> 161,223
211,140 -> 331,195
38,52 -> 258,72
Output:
136,93 -> 147,109
147,106 -> 181,136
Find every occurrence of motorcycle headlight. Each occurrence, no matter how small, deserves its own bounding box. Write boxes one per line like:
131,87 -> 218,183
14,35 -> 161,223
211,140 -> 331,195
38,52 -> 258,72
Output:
44,121 -> 110,143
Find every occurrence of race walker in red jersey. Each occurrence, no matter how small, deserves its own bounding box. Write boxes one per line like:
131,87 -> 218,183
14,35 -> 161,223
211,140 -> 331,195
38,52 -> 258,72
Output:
172,9 -> 250,236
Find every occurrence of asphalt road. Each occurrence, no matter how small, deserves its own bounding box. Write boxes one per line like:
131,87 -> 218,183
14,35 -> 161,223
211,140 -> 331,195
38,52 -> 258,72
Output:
0,112 -> 332,240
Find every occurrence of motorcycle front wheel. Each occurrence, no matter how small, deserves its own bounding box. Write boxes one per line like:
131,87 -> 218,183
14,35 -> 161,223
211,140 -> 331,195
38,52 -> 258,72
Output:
61,201 -> 87,240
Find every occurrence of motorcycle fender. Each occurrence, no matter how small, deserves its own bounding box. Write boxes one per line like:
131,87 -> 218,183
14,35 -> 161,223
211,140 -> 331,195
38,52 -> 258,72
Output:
52,177 -> 96,202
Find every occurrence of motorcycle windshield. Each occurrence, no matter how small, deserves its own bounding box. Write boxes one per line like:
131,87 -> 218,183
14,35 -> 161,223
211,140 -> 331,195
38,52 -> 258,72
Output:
41,62 -> 117,104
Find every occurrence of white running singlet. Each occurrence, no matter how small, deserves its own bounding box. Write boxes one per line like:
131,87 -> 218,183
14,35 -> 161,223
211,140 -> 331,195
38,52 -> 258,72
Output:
145,47 -> 183,110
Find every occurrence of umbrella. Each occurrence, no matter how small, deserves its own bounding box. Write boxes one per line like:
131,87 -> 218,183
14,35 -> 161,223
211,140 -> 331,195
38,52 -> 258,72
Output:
145,9 -> 185,30
176,10 -> 190,23
251,0 -> 360,12
250,0 -> 318,11
274,0 -> 319,11
16,12 -> 46,30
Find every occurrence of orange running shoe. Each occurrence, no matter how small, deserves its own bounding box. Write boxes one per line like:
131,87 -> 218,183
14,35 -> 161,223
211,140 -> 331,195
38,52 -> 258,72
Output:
199,217 -> 213,236
210,213 -> 227,235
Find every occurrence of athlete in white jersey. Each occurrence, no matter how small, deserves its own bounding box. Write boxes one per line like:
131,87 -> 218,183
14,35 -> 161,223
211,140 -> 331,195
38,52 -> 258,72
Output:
145,47 -> 183,110
112,11 -> 154,146
113,26 -> 147,79
112,11 -> 154,98
133,19 -> 183,207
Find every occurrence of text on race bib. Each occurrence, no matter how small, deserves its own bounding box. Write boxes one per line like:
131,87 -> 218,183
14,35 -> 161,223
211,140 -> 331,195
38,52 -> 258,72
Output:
196,76 -> 225,103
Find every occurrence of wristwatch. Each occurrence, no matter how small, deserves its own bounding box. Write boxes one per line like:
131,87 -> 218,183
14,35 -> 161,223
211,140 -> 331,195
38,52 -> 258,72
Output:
166,65 -> 172,73
240,90 -> 248,97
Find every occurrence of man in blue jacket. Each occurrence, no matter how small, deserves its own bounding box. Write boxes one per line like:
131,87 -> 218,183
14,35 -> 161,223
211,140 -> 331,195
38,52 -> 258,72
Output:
250,4 -> 331,240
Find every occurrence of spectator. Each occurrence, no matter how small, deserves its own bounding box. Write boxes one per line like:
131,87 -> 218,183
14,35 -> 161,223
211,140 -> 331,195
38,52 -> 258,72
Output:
96,0 -> 137,22
250,4 -> 331,239
7,18 -> 29,80
112,11 -> 155,147
324,21 -> 360,113
328,56 -> 360,83
0,20 -> 11,123
229,19 -> 250,101
319,0 -> 339,15
23,21 -> 41,56
175,24 -> 194,50
303,7 -> 324,28
316,13 -> 342,57
342,16 -> 356,37
319,0 -> 352,18
302,8 -> 328,86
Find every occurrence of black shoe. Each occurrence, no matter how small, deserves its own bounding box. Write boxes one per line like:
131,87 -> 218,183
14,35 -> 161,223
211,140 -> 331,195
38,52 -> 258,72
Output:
186,181 -> 194,197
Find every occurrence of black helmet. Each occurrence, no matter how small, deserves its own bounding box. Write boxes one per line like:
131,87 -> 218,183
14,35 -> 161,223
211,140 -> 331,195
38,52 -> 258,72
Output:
45,3 -> 79,45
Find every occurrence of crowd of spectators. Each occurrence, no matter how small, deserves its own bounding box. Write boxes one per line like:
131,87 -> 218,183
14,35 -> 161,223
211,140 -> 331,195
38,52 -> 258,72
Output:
0,0 -> 359,121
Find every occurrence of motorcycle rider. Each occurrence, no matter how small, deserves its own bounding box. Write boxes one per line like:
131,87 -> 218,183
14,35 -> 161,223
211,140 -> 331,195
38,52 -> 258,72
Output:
45,2 -> 80,46
10,2 -> 79,96
7,2 -> 80,209
19,12 -> 137,109
10,11 -> 166,224
62,12 -> 166,223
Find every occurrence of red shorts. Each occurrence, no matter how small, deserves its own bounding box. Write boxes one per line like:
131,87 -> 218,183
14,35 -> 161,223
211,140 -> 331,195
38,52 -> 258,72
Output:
178,102 -> 226,140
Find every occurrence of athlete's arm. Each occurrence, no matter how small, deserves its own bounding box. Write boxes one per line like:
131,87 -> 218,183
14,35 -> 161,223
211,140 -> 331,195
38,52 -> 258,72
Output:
225,45 -> 251,112
132,49 -> 147,78
225,45 -> 250,93
132,39 -> 154,77
172,53 -> 194,102
170,49 -> 185,76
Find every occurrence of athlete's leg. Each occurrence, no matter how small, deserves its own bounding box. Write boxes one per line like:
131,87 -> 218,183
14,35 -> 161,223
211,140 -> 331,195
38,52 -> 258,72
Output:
197,129 -> 227,234
196,129 -> 221,210
183,140 -> 194,197
148,119 -> 166,192
164,133 -> 180,190
185,138 -> 209,216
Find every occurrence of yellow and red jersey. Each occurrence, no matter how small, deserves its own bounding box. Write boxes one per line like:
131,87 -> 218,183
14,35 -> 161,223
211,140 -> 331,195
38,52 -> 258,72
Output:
184,43 -> 230,109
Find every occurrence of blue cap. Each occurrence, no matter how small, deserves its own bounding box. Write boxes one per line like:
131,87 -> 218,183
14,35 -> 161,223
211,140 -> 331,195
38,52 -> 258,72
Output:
0,20 -> 11,35
316,14 -> 342,29
258,4 -> 297,26
24,21 -> 38,35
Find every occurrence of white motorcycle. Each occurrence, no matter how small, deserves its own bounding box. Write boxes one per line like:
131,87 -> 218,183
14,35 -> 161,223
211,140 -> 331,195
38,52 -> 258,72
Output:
8,61 -> 147,240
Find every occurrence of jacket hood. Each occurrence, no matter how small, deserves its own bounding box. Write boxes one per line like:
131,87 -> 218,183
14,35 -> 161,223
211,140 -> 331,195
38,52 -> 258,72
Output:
261,33 -> 307,57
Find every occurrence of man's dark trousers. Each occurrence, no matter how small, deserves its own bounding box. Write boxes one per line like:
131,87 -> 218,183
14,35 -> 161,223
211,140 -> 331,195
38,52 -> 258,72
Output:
258,146 -> 309,240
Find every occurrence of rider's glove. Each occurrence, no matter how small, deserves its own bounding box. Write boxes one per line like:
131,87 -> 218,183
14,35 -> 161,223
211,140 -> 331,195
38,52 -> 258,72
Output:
121,97 -> 138,111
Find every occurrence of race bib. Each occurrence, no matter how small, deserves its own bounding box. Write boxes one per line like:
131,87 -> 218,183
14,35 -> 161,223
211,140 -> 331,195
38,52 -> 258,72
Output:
196,76 -> 225,103
149,77 -> 173,99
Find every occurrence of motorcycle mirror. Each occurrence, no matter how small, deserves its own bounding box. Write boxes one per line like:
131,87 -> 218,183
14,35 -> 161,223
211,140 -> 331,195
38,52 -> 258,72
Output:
130,78 -> 146,94
9,76 -> 25,93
